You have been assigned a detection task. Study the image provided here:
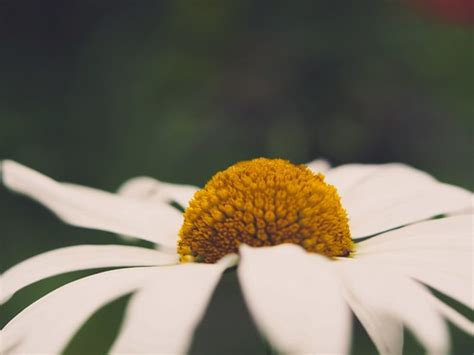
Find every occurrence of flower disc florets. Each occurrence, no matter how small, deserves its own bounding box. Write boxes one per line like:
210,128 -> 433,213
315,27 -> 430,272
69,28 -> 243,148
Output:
178,158 -> 352,263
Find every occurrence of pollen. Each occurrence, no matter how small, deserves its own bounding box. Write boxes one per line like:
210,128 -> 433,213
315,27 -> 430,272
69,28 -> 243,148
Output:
178,158 -> 352,263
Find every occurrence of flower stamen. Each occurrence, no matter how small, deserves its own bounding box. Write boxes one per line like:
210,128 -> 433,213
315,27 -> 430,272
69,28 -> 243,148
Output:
178,158 -> 352,263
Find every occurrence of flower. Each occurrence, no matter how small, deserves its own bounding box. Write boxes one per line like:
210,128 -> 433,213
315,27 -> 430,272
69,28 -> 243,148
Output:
1,158 -> 472,354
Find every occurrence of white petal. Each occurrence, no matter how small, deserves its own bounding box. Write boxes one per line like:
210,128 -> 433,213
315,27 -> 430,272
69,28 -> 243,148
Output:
337,259 -> 450,355
2,267 -> 160,354
450,194 -> 474,215
1,160 -> 183,247
238,244 -> 351,355
325,163 -> 381,193
118,176 -> 199,209
428,296 -> 474,336
341,289 -> 403,355
356,215 -> 473,307
0,330 -> 20,354
306,158 -> 331,174
325,163 -> 472,239
110,255 -> 236,355
1,245 -> 179,304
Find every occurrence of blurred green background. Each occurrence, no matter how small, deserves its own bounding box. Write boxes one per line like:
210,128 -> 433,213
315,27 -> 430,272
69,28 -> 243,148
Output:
1,1 -> 472,354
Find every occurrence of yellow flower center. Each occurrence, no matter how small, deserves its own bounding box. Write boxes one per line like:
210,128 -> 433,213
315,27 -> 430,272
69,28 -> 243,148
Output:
178,158 -> 352,263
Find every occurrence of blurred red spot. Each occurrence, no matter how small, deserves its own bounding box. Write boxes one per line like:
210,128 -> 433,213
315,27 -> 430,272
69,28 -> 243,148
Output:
406,0 -> 473,25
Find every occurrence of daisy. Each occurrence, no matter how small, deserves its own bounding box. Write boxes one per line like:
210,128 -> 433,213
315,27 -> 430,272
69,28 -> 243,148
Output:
0,158 -> 472,355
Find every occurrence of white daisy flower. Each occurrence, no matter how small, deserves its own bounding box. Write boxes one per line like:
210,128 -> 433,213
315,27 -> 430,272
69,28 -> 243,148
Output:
0,158 -> 472,355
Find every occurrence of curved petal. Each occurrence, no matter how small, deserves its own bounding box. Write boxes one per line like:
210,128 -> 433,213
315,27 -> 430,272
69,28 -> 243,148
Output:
340,287 -> 403,355
1,267 -> 160,354
1,245 -> 179,304
428,296 -> 473,336
325,163 -> 472,239
325,163 -> 381,193
306,159 -> 331,174
356,215 -> 472,308
336,259 -> 450,355
1,160 -> 183,247
118,176 -> 199,209
110,254 -> 237,354
238,244 -> 351,355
